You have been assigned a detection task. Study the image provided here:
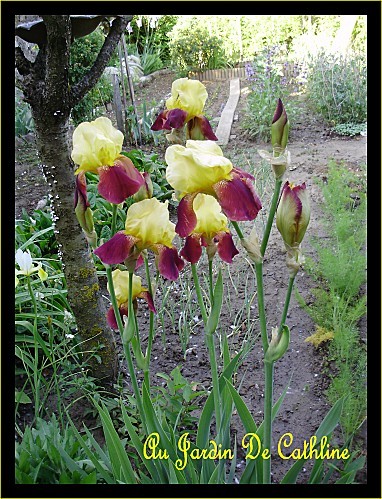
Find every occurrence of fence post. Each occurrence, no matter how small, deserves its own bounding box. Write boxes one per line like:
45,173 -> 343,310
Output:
121,32 -> 142,146
112,74 -> 125,140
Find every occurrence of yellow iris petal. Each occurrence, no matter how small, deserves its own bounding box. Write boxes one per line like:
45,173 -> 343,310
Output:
166,78 -> 208,118
38,267 -> 48,282
193,194 -> 228,237
71,117 -> 124,173
108,270 -> 144,307
124,198 -> 176,249
165,140 -> 232,196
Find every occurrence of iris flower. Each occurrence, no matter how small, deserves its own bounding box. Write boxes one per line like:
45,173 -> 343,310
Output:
94,198 -> 184,280
165,140 -> 262,237
71,117 -> 144,204
276,181 -> 310,275
15,249 -> 48,287
151,78 -> 218,141
180,194 -> 239,264
106,270 -> 156,330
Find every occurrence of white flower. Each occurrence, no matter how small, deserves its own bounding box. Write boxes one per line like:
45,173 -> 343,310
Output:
15,249 -> 48,284
15,249 -> 34,274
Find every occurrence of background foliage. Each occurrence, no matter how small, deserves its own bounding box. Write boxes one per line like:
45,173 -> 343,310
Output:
69,28 -> 114,125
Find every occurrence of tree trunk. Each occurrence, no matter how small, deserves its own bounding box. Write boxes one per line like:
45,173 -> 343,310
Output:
15,15 -> 131,388
33,111 -> 119,387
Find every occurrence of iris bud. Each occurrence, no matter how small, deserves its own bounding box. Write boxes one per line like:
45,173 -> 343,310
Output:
271,98 -> 290,150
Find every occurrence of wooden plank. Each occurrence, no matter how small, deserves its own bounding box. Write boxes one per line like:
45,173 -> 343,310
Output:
215,78 -> 240,146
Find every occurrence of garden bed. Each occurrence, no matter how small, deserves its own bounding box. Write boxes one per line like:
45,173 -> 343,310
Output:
15,70 -> 367,484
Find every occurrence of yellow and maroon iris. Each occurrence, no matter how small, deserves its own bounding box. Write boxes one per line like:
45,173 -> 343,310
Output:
106,270 -> 156,330
71,117 -> 144,204
151,78 -> 218,141
94,198 -> 184,281
165,140 -> 262,237
180,194 -> 239,264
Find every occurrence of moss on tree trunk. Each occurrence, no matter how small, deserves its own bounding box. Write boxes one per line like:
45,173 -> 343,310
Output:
15,14 -> 132,388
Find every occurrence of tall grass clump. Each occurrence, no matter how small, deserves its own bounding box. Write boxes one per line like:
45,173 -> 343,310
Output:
297,161 -> 366,441
305,50 -> 367,125
242,46 -> 302,141
15,209 -> 94,430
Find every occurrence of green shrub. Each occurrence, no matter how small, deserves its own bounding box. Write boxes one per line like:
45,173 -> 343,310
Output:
69,28 -> 114,125
127,15 -> 178,65
296,162 -> 366,440
168,15 -> 304,68
242,47 -> 300,141
169,25 -> 227,74
306,50 -> 367,125
331,123 -> 367,137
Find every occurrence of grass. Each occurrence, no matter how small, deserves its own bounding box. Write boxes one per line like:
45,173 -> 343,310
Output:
295,160 -> 367,442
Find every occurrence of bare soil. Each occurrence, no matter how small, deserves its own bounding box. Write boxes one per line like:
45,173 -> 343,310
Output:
15,69 -> 367,484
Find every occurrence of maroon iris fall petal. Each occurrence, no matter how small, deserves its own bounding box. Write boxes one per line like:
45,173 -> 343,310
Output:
138,291 -> 157,314
151,109 -> 188,131
213,175 -> 262,222
166,109 -> 188,129
231,166 -> 255,180
186,116 -> 218,141
106,303 -> 129,330
94,232 -> 137,265
180,234 -> 203,264
74,171 -> 89,209
135,254 -> 144,270
214,231 -> 239,263
151,110 -> 171,131
156,245 -> 185,280
175,193 -> 199,237
97,157 -> 145,205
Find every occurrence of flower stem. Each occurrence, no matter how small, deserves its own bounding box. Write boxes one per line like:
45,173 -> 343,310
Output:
230,221 -> 269,351
255,262 -> 269,353
205,331 -> 222,441
208,259 -> 214,305
231,220 -> 244,240
191,263 -> 208,325
191,263 -> 221,441
111,204 -> 118,236
144,256 -> 155,390
263,359 -> 274,484
27,276 -> 40,421
278,276 -> 295,340
260,178 -> 282,256
105,266 -> 146,432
